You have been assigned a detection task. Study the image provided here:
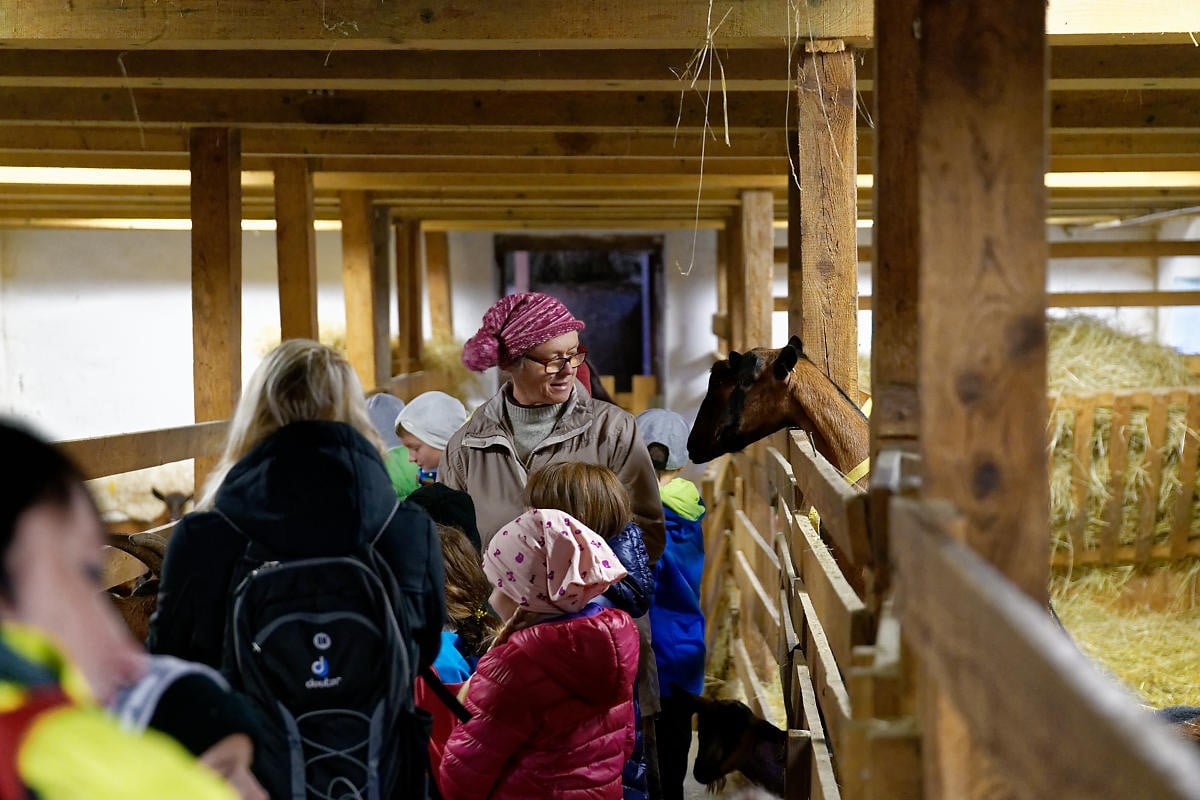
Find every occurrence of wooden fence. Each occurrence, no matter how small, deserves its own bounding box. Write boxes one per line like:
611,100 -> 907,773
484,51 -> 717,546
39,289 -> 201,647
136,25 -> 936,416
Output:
700,428 -> 1200,799
1049,386 -> 1200,567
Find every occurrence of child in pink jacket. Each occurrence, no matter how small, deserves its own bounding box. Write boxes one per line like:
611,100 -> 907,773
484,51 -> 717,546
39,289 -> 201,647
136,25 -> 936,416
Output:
439,508 -> 640,800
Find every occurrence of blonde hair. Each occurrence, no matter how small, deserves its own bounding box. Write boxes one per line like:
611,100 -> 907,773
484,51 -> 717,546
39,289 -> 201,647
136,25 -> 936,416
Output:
524,461 -> 631,540
436,524 -> 500,657
199,339 -> 382,508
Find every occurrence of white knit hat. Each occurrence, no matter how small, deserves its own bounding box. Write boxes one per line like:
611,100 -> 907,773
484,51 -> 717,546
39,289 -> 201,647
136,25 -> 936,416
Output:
395,391 -> 468,451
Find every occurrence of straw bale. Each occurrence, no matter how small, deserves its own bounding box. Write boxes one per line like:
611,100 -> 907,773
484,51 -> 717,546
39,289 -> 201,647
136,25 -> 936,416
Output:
1047,316 -> 1199,555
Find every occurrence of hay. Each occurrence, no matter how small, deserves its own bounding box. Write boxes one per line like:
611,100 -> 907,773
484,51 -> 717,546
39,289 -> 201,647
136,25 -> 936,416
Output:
1046,316 -> 1200,555
1052,564 -> 1200,707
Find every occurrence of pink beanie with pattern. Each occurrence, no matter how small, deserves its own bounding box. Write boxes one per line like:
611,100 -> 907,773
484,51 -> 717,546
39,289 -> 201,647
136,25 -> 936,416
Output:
461,292 -> 585,372
484,508 -> 627,614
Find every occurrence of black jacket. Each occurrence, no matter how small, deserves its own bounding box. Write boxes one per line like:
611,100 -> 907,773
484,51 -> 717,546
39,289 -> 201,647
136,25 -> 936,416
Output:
147,420 -> 445,674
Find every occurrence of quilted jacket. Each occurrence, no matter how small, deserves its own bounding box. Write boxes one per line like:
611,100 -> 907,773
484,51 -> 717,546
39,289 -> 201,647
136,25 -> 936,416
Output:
438,605 -> 639,800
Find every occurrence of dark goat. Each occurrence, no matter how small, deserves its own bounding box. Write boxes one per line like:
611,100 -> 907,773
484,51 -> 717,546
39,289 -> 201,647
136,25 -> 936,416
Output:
680,692 -> 785,797
688,336 -> 868,485
1158,706 -> 1200,751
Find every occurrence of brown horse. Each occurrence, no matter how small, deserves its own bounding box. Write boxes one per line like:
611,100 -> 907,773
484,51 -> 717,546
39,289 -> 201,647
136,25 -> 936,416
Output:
688,336 -> 869,485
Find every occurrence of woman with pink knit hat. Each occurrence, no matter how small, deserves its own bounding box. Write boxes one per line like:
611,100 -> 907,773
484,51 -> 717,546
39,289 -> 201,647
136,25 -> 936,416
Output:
438,508 -> 639,800
441,292 -> 665,563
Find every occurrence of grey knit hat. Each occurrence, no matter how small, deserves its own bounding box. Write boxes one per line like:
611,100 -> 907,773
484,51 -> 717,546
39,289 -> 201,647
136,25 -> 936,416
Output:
635,408 -> 690,471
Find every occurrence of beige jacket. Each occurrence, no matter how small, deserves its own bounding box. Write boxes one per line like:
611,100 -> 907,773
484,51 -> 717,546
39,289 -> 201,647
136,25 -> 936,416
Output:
440,382 -> 666,563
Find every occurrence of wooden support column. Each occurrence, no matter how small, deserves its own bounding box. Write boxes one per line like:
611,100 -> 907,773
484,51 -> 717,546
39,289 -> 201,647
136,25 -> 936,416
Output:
727,215 -> 747,353
272,158 -> 318,341
394,218 -> 423,373
424,230 -> 454,341
796,40 -> 859,399
715,227 -> 730,351
890,1 -> 1048,798
871,0 -> 920,461
786,133 -> 803,340
740,189 -> 774,349
190,128 -> 242,494
340,191 -> 390,390
740,189 -> 774,535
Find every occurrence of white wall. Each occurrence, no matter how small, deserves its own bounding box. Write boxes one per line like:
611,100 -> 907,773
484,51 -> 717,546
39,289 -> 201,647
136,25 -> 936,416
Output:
0,227 -> 349,441
1159,216 -> 1200,354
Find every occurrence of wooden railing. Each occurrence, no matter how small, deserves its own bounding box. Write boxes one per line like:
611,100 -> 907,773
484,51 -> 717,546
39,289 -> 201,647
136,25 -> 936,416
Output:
598,374 -> 658,415
1049,387 -> 1200,567
701,426 -> 1200,798
58,421 -> 229,482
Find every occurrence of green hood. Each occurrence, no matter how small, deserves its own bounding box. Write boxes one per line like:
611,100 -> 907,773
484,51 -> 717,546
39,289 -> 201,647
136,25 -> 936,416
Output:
660,477 -> 704,521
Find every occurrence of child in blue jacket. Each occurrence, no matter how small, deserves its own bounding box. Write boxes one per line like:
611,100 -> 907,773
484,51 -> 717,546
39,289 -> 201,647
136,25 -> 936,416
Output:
636,409 -> 707,800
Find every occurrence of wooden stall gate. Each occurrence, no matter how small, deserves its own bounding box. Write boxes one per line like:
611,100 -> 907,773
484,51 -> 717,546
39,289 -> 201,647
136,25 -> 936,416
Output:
1050,386 -> 1200,568
57,421 -> 230,589
699,431 -> 921,800
702,428 -> 1200,800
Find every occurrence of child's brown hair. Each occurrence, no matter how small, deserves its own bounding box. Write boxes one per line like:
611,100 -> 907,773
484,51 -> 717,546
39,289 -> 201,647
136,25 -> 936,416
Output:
524,461 -> 631,540
436,524 -> 501,657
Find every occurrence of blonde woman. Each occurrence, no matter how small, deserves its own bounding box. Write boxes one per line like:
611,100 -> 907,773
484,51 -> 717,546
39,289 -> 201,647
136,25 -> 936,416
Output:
150,339 -> 442,661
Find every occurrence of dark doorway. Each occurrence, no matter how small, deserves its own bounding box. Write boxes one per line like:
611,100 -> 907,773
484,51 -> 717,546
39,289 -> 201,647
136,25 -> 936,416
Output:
495,235 -> 663,393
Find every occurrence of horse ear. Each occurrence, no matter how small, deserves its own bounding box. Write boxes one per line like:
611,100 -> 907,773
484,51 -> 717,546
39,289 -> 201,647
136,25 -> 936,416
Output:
774,341 -> 800,380
152,488 -> 165,502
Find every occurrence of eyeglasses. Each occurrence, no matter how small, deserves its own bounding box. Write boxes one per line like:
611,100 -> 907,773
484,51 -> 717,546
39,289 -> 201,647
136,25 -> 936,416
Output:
524,346 -> 588,374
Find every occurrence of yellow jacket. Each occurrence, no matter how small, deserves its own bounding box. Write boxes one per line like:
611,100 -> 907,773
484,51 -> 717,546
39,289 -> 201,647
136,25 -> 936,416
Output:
0,624 -> 235,800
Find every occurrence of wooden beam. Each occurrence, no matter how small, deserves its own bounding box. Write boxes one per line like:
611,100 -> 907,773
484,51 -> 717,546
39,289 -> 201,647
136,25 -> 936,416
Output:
783,289 -> 1200,311
394,219 -> 423,373
891,498 -> 1200,800
59,421 -> 229,481
0,1 -> 871,48
189,127 -> 241,494
786,134 -> 802,339
908,2 -> 1048,798
871,0 -> 920,457
6,45 -> 1200,92
797,41 -> 859,398
424,230 -> 453,341
273,158 -> 318,341
340,190 -> 389,390
727,213 -> 747,353
741,190 -> 774,349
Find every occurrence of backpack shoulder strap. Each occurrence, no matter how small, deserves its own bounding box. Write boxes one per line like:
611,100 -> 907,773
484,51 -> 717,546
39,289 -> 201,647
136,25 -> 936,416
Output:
418,666 -> 471,723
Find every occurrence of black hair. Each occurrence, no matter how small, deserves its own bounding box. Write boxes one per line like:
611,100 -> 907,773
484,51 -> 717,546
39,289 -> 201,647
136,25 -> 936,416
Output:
0,420 -> 87,596
647,442 -> 671,472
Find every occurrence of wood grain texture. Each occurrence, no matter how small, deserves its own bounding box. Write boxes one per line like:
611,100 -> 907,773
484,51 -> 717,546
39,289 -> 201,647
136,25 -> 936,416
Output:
189,127 -> 242,492
797,43 -> 859,398
741,190 -> 774,349
394,219 -> 423,373
59,421 -> 229,480
273,158 -> 318,341
892,497 -> 1200,800
424,229 -> 453,340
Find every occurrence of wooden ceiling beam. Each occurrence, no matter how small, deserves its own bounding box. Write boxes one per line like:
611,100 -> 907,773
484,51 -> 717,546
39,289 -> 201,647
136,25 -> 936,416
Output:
0,87 -> 1192,132
4,45 -> 1195,91
1,0 -> 1195,48
0,1 -> 869,49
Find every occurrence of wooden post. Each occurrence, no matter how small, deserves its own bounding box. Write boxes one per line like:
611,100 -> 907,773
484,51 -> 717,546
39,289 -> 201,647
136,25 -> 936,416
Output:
893,1 -> 1048,798
716,226 -> 730,352
797,40 -> 859,399
741,189 -> 774,349
727,213 -> 747,353
272,158 -> 318,341
394,218 -> 423,373
871,0 -> 920,461
786,131 -> 803,340
424,230 -> 454,341
190,127 -> 242,495
740,189 -> 774,536
340,191 -> 389,390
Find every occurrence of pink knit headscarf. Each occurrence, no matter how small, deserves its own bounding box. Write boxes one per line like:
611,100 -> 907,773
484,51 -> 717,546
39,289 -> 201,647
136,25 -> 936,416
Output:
461,292 -> 585,372
484,508 -> 627,614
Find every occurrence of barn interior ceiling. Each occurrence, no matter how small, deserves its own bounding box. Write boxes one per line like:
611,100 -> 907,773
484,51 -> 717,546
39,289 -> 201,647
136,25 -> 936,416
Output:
0,1 -> 1196,229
